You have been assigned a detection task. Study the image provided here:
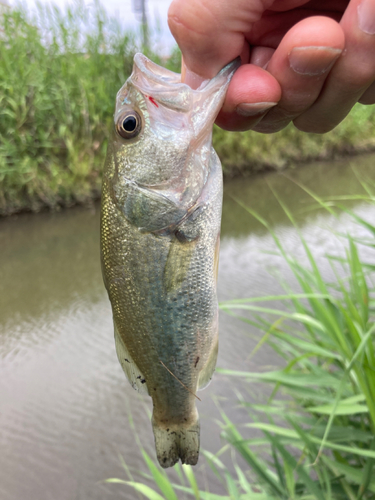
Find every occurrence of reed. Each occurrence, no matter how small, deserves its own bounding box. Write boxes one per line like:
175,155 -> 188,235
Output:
0,1 -> 136,213
216,180 -> 375,499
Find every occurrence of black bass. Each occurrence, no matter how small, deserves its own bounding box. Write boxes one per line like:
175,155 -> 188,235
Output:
101,54 -> 238,468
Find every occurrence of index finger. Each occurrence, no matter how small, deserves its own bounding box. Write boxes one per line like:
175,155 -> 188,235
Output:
168,0 -> 248,78
168,0 -> 313,81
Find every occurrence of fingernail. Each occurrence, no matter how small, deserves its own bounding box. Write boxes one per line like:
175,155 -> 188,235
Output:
236,102 -> 277,117
358,0 -> 375,34
289,46 -> 342,76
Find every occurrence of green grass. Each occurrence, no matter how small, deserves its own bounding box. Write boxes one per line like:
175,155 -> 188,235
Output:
215,182 -> 375,499
109,174 -> 375,499
1,2 -> 375,214
0,1 -> 134,213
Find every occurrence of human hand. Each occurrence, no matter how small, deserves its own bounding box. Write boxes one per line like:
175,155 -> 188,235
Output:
168,0 -> 375,133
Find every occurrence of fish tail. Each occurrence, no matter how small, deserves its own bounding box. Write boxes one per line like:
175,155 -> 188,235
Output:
152,412 -> 200,468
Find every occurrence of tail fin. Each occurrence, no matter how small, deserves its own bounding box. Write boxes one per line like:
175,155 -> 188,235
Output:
152,413 -> 200,468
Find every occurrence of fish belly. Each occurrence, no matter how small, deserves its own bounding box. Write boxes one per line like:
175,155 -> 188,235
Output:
100,148 -> 222,468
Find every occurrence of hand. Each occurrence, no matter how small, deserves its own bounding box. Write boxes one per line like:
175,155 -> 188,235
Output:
168,0 -> 375,133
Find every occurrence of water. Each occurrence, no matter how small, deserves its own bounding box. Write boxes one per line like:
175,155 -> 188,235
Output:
1,154 -> 374,499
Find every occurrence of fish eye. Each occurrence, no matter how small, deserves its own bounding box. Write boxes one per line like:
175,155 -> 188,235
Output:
116,110 -> 142,139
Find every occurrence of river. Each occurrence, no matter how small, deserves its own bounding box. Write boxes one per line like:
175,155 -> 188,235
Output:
1,153 -> 374,499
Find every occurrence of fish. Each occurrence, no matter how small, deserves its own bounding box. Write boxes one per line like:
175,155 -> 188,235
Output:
100,53 -> 238,468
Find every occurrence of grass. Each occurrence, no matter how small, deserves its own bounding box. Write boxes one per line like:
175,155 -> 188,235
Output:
1,2 -> 375,214
109,172 -> 375,499
0,1 -> 133,213
216,181 -> 375,499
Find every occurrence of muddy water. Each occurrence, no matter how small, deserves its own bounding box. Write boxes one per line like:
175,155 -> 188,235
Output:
1,154 -> 374,499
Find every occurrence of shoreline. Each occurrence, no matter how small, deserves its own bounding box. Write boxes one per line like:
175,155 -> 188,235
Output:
2,147 -> 374,218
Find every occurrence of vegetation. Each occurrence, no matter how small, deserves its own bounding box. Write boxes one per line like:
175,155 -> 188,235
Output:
1,2 -> 375,214
109,175 -> 375,498
3,2 -> 375,494
214,107 -> 375,178
0,1 -> 142,214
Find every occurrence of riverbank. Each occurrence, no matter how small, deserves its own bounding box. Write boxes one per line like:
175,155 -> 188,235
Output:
1,4 -> 375,216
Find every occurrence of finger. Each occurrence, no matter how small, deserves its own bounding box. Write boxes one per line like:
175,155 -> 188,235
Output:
180,41 -> 250,90
359,81 -> 375,103
215,64 -> 281,131
248,8 -> 343,48
252,16 -> 344,133
293,0 -> 375,132
168,0 -> 254,79
168,0 -> 311,79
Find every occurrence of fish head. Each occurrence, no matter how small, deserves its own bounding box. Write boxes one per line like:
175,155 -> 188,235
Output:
107,54 -> 239,185
105,54 -> 239,228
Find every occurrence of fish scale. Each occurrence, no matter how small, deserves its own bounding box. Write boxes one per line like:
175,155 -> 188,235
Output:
101,53 -> 239,468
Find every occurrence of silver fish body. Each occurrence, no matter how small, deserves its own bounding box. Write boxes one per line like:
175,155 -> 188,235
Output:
100,54 -> 238,468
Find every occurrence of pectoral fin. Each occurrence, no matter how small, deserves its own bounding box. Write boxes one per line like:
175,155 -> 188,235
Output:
163,238 -> 195,293
117,181 -> 185,233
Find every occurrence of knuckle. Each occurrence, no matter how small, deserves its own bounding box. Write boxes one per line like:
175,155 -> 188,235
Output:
168,0 -> 212,42
167,3 -> 188,40
168,3 -> 192,41
339,63 -> 375,91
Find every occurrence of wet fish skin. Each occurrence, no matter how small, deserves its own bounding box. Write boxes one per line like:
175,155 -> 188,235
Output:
101,54 -> 238,468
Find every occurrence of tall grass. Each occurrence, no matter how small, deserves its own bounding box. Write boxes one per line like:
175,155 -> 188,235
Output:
216,184 -> 375,499
0,1 -> 137,213
1,2 -> 375,214
110,176 -> 375,499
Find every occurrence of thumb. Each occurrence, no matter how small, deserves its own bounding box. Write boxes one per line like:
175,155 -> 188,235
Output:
168,0 -> 262,83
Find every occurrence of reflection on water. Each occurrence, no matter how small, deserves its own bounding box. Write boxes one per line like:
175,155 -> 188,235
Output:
1,154 -> 374,499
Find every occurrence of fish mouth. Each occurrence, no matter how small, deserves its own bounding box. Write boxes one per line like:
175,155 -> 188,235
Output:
133,53 -> 183,87
129,53 -> 240,113
133,53 -> 240,91
130,53 -> 192,113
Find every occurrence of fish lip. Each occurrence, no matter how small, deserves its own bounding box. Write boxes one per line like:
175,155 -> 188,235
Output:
132,53 -> 241,94
133,53 -> 183,87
